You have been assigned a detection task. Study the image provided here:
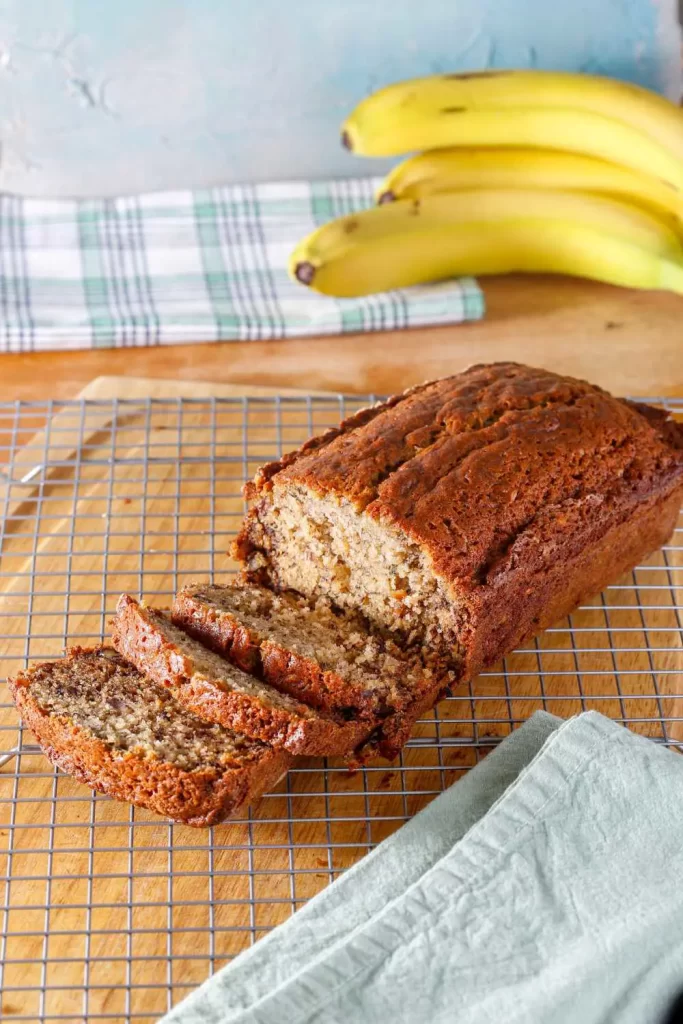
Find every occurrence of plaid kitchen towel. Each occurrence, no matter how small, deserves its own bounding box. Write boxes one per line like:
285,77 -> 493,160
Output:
0,180 -> 484,352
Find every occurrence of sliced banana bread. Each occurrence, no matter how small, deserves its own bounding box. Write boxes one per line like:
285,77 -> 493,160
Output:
235,362 -> 683,681
8,646 -> 291,826
172,581 -> 454,759
112,593 -> 368,756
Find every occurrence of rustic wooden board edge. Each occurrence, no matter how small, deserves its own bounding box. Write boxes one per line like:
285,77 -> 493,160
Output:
77,376 -> 342,400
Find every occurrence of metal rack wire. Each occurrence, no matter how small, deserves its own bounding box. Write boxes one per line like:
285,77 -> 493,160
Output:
0,393 -> 681,1023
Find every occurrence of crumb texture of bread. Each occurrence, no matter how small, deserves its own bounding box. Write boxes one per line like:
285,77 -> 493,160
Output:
113,595 -> 319,716
16,645 -> 261,770
236,362 -> 683,676
112,594 -> 370,756
172,580 -> 454,761
174,582 -> 440,696
173,581 -> 449,727
7,647 -> 291,825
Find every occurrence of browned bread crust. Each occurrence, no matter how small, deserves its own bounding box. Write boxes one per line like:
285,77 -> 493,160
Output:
112,593 -> 368,756
235,362 -> 683,684
172,582 -> 452,760
8,647 -> 291,826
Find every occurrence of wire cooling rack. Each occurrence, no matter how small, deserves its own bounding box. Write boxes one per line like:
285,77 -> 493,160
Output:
0,393 -> 681,1023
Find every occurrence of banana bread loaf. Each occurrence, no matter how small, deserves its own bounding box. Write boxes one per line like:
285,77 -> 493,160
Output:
112,593 -> 369,756
235,362 -> 683,682
8,647 -> 291,826
172,581 -> 453,759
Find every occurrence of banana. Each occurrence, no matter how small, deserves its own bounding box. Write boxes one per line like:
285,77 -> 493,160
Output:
377,148 -> 683,232
343,69 -> 683,171
344,104 -> 683,192
289,189 -> 683,298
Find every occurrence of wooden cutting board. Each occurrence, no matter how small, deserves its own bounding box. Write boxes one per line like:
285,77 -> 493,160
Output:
0,375 -> 680,1023
77,376 -> 341,399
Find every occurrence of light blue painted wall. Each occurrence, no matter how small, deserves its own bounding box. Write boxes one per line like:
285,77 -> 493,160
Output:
0,0 -> 679,196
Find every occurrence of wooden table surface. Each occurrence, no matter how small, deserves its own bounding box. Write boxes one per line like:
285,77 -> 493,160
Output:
2,276 -> 683,401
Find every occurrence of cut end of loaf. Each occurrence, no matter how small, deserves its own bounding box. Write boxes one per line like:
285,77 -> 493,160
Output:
237,484 -> 465,664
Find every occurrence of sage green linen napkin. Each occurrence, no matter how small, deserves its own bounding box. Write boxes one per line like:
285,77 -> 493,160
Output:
162,711 -> 683,1024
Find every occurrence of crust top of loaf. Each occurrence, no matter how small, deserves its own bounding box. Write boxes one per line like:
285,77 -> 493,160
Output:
242,362 -> 683,587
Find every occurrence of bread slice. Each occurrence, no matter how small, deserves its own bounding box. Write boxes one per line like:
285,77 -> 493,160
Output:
112,594 -> 368,756
172,581 -> 454,759
234,362 -> 683,681
8,646 -> 291,826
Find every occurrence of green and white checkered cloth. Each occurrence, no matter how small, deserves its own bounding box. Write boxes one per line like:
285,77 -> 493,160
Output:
0,179 -> 484,352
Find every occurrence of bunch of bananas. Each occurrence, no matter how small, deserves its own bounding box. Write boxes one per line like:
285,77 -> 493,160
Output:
289,70 -> 683,298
